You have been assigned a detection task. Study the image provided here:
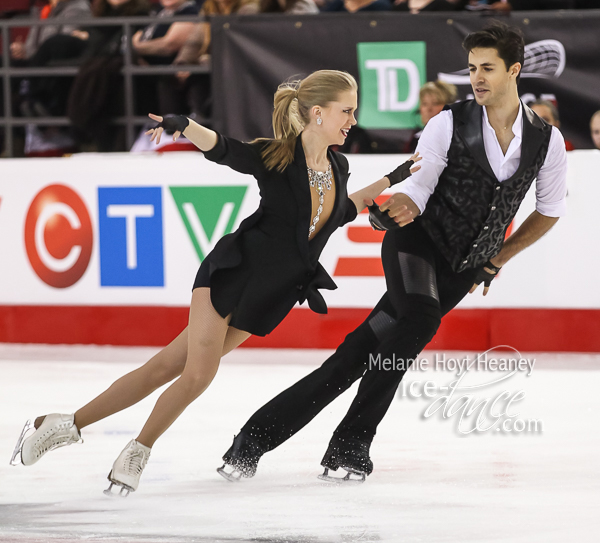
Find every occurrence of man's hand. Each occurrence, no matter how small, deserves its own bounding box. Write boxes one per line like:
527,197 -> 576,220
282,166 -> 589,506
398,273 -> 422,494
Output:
469,210 -> 559,296
469,259 -> 502,296
378,193 -> 420,227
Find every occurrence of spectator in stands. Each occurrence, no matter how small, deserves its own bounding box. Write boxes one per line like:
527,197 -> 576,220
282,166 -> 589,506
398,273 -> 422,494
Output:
392,0 -> 468,12
167,0 -> 259,117
5,0 -> 92,157
130,0 -> 199,128
9,0 -> 92,117
73,0 -> 151,58
260,0 -> 319,13
181,0 -> 259,62
591,110 -> 600,150
403,80 -> 457,153
396,0 -> 596,13
132,0 -> 198,65
321,0 -> 392,12
66,0 -> 152,152
480,0 -> 597,11
9,0 -> 92,63
529,99 -> 575,151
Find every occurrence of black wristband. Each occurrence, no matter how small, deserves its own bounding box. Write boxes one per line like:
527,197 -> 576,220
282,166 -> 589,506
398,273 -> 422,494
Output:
385,159 -> 414,187
484,260 -> 502,273
473,261 -> 501,288
368,202 -> 399,232
155,114 -> 189,134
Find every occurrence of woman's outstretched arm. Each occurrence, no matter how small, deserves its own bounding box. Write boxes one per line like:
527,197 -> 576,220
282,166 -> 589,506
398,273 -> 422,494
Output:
146,113 -> 218,152
348,152 -> 421,213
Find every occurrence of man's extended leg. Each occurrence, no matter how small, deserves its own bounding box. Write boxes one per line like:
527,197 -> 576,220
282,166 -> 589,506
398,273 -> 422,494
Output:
321,223 -> 476,478
218,293 -> 400,478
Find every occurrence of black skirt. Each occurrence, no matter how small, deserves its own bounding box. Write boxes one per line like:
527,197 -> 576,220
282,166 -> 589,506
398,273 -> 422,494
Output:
192,228 -> 327,337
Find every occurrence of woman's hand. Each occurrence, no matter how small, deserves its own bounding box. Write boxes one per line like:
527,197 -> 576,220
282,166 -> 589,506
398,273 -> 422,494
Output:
145,113 -> 183,145
385,152 -> 422,187
408,151 -> 422,174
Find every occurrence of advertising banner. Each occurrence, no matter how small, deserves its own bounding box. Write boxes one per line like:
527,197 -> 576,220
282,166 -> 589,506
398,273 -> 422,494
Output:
0,151 -> 599,350
212,11 -> 600,150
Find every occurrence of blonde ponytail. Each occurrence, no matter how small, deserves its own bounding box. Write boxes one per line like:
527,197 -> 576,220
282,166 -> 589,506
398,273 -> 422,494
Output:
255,70 -> 358,172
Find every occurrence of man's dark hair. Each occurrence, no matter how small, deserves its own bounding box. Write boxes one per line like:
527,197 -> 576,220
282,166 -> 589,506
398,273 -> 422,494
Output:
462,22 -> 526,84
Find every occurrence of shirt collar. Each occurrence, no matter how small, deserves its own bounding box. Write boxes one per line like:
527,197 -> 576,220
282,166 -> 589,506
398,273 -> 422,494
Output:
483,103 -> 523,141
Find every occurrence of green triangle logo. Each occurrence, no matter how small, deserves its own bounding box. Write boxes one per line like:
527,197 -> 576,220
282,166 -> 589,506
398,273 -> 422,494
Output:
170,186 -> 248,261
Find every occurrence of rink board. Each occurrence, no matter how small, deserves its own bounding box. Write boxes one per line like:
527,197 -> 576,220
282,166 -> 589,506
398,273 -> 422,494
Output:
0,150 -> 598,350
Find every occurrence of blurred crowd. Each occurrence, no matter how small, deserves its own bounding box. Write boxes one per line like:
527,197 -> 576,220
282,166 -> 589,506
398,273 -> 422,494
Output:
1,0 -> 599,156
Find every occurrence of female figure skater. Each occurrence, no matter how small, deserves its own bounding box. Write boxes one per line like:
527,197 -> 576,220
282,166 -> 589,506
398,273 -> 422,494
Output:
11,70 -> 420,496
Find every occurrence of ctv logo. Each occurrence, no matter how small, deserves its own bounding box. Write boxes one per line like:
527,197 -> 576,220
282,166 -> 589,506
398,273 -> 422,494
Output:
25,185 -> 94,288
98,187 -> 164,287
357,41 -> 426,130
24,184 -> 247,289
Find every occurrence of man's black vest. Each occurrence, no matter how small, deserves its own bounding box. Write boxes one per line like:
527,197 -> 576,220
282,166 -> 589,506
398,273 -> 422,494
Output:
417,100 -> 552,273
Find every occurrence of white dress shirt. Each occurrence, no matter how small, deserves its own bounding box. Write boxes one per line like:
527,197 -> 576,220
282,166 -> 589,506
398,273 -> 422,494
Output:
398,105 -> 568,218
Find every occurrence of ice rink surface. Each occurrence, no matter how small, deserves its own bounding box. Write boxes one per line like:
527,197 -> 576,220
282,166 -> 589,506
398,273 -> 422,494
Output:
1,344 -> 599,543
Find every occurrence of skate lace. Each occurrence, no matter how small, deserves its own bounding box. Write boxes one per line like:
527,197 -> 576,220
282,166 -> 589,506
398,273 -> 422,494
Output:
124,448 -> 149,476
34,423 -> 78,458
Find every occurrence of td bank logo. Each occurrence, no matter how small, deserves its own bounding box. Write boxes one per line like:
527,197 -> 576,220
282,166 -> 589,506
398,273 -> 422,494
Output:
357,41 -> 426,129
170,186 -> 247,261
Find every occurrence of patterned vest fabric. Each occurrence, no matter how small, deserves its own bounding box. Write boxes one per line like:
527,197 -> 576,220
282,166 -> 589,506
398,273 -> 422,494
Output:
418,100 -> 552,273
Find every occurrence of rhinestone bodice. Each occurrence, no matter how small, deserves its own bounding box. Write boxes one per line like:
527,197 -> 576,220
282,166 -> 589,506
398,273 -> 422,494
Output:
307,162 -> 333,239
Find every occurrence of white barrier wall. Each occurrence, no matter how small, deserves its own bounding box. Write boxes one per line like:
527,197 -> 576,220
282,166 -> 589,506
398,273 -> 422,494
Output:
0,150 -> 597,309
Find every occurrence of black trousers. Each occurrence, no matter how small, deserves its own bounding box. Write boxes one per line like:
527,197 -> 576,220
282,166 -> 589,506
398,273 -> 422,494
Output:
240,221 -> 478,450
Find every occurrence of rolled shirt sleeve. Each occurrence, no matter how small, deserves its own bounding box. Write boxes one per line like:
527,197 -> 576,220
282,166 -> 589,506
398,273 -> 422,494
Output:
535,126 -> 568,218
395,110 -> 453,214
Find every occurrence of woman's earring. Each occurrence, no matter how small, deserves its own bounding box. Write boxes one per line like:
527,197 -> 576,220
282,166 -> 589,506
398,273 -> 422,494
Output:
317,118 -> 322,126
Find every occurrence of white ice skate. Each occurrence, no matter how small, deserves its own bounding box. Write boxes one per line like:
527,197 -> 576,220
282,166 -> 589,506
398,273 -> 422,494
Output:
10,414 -> 82,466
104,439 -> 151,497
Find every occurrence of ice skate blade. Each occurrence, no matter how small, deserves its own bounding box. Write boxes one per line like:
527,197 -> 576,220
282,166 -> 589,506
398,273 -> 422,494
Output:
216,464 -> 243,482
104,473 -> 133,497
9,420 -> 34,466
317,467 -> 366,485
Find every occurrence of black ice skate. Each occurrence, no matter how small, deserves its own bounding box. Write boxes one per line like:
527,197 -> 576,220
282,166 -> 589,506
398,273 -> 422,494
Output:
217,431 -> 266,482
317,436 -> 373,484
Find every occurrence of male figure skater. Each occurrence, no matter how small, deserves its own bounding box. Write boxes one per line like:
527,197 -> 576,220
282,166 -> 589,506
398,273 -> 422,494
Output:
218,22 -> 568,483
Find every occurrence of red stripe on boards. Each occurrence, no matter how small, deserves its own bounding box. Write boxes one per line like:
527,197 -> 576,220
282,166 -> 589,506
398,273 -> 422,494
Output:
0,305 -> 598,352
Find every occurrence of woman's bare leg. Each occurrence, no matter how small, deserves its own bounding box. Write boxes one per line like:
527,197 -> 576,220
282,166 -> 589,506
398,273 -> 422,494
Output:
136,288 -> 234,448
33,301 -> 251,433
31,329 -> 189,431
222,326 -> 251,356
72,328 -> 189,430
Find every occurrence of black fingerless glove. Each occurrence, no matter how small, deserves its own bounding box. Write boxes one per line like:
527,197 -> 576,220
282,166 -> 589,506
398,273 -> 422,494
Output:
385,159 -> 414,187
473,260 -> 502,287
154,114 -> 189,134
368,202 -> 399,231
